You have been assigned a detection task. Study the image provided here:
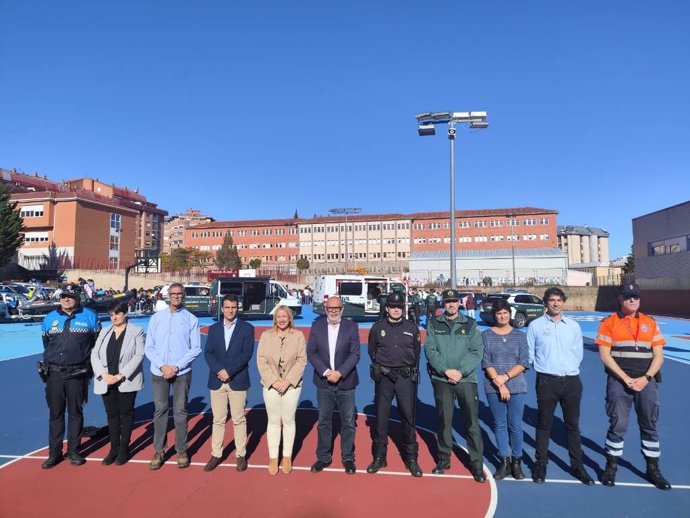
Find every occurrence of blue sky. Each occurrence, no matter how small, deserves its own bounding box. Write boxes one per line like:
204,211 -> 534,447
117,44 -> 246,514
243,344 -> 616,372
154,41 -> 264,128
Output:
1,0 -> 688,259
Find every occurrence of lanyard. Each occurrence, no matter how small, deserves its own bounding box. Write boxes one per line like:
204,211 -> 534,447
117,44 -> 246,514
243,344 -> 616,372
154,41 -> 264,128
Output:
621,316 -> 639,349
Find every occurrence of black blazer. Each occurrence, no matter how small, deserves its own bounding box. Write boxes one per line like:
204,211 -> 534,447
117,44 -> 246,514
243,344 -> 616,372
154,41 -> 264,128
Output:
307,316 -> 360,390
204,318 -> 255,391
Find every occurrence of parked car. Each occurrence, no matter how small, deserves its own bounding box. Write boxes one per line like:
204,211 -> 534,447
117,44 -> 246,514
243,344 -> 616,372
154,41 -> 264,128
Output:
479,292 -> 545,328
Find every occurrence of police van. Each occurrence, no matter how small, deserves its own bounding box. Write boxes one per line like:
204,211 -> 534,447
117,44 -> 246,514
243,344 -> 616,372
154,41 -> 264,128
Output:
208,276 -> 301,320
313,275 -> 405,318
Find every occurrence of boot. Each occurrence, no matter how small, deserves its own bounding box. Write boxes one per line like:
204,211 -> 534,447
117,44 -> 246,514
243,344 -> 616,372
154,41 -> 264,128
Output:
511,456 -> 525,480
645,456 -> 671,490
601,455 -> 618,487
493,457 -> 511,480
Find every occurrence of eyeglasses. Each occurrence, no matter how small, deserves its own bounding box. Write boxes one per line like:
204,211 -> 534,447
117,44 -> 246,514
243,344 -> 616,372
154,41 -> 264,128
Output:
387,304 -> 404,310
60,294 -> 75,299
169,292 -> 184,297
624,295 -> 640,301
326,306 -> 343,312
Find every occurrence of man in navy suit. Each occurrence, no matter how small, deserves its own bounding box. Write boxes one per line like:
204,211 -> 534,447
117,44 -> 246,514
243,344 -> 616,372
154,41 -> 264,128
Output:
307,296 -> 361,474
203,295 -> 255,472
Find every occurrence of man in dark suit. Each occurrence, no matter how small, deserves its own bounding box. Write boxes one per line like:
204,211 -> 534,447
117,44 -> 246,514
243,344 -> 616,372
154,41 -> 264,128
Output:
307,296 -> 361,474
203,295 -> 255,472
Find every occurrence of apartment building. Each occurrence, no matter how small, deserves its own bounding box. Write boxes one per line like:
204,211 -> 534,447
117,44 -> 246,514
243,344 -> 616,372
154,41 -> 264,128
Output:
163,208 -> 215,253
557,224 -> 610,266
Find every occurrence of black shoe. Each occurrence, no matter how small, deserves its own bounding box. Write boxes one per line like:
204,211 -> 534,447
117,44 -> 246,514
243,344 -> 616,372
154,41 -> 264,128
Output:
493,457 -> 511,480
645,457 -> 672,490
41,455 -> 63,469
432,459 -> 451,475
236,456 -> 248,472
511,456 -> 525,480
571,465 -> 595,486
471,466 -> 487,483
601,455 -> 618,487
532,463 -> 546,484
65,452 -> 86,466
406,459 -> 423,477
204,456 -> 222,472
366,458 -> 387,474
114,450 -> 129,466
310,460 -> 331,473
102,450 -> 118,466
344,460 -> 357,474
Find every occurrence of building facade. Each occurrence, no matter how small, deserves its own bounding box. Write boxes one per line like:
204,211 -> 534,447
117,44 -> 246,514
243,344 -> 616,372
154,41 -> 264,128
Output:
557,225 -> 610,266
163,208 -> 215,253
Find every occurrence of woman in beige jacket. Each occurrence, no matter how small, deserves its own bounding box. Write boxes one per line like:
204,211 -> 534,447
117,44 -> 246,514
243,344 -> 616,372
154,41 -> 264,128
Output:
257,305 -> 307,475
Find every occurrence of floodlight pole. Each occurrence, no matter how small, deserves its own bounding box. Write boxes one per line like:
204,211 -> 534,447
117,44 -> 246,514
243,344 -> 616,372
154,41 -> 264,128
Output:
507,213 -> 517,287
449,122 -> 457,289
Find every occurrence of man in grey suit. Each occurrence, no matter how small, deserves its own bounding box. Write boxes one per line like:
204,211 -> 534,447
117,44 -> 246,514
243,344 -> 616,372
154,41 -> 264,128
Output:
307,296 -> 361,474
203,295 -> 255,472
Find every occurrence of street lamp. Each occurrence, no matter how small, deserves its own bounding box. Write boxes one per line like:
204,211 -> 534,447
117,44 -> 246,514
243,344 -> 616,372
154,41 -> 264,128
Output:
329,207 -> 362,274
415,111 -> 489,288
506,213 -> 517,287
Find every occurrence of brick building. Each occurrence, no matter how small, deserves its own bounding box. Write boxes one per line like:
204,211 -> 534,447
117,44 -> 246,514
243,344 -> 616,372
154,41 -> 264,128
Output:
163,208 -> 215,253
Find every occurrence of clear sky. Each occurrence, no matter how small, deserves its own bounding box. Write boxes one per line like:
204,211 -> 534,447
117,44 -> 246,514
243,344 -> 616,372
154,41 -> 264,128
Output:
1,0 -> 688,259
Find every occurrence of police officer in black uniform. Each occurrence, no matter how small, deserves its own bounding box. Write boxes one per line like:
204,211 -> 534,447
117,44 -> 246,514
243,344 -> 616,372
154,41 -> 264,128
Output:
39,287 -> 100,468
367,291 -> 423,477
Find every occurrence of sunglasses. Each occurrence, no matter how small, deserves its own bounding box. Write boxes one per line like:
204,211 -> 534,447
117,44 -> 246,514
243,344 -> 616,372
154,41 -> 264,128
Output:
623,295 -> 640,301
387,304 -> 404,309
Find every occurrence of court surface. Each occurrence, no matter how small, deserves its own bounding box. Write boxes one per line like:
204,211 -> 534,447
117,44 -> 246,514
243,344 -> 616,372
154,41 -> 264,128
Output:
1,306 -> 688,517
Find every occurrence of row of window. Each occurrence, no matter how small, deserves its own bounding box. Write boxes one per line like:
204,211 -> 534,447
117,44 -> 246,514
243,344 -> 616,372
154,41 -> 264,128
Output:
413,234 -> 550,244
299,251 -> 409,261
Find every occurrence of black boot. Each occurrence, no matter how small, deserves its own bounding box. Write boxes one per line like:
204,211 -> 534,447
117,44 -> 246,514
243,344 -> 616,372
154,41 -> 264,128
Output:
645,456 -> 671,490
493,457 -> 511,480
601,455 -> 618,487
511,456 -> 525,480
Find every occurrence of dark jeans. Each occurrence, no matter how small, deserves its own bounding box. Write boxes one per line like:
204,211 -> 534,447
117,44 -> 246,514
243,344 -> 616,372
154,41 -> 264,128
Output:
535,373 -> 585,467
431,379 -> 483,470
372,375 -> 419,461
316,385 -> 356,463
151,372 -> 191,454
45,370 -> 88,457
102,388 -> 137,454
605,375 -> 660,458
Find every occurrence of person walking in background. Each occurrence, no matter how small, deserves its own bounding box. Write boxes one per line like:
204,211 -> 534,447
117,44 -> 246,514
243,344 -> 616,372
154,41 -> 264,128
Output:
595,283 -> 670,490
257,305 -> 307,475
90,301 -> 145,466
203,295 -> 255,473
526,287 -> 594,485
144,282 -> 201,470
481,299 -> 529,480
306,296 -> 360,475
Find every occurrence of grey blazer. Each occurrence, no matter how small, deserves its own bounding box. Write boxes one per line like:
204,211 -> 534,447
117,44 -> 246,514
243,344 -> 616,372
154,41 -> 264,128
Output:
91,323 -> 145,395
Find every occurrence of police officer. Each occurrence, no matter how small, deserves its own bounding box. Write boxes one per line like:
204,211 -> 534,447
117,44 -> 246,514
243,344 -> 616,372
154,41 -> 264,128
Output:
40,287 -> 100,468
425,288 -> 437,327
595,283 -> 671,490
367,291 -> 423,477
407,288 -> 422,326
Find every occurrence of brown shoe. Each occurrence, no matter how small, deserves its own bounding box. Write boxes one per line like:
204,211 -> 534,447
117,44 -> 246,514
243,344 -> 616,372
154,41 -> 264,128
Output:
236,456 -> 248,472
149,450 -> 165,471
268,458 -> 279,476
282,457 -> 292,474
204,456 -> 222,472
177,452 -> 190,469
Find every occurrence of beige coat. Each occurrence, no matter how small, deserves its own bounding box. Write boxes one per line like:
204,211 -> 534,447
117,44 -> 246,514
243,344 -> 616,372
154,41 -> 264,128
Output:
257,328 -> 307,389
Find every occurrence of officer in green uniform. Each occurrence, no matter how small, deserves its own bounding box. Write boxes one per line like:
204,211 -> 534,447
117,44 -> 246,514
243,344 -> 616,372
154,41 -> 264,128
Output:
425,289 -> 437,327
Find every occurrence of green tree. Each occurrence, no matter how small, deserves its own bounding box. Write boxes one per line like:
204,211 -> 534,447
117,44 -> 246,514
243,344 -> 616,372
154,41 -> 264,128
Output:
296,257 -> 310,271
215,232 -> 242,269
622,245 -> 635,275
0,185 -> 25,268
293,209 -> 299,219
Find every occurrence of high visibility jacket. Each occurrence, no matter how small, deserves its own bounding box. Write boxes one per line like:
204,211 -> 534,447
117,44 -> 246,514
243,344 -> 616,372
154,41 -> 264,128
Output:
595,311 -> 665,376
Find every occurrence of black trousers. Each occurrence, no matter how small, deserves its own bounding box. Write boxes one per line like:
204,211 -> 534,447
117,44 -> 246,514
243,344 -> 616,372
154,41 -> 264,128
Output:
45,370 -> 88,457
102,388 -> 137,454
372,375 -> 419,461
535,373 -> 585,467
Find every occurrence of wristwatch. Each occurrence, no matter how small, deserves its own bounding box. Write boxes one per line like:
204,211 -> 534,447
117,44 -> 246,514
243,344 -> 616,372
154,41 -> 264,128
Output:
644,374 -> 652,381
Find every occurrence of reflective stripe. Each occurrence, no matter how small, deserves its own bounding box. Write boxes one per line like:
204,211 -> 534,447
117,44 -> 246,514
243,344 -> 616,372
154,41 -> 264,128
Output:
642,440 -> 660,448
611,351 -> 654,359
606,439 -> 625,449
612,340 -> 652,348
607,449 -> 624,457
596,334 -> 612,344
642,449 -> 660,458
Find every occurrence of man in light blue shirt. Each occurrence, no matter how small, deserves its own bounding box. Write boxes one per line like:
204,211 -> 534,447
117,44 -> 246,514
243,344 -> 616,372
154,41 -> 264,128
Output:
144,282 -> 201,470
526,287 -> 594,486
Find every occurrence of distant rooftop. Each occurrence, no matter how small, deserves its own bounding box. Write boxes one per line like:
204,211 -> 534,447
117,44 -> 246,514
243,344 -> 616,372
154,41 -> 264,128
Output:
558,225 -> 609,237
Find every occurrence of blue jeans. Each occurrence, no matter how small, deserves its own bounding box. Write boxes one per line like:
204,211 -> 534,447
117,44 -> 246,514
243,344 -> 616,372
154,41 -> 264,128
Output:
316,386 -> 356,463
486,391 -> 525,457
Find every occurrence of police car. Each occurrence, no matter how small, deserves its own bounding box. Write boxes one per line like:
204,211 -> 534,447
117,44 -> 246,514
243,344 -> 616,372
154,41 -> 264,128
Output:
479,292 -> 545,328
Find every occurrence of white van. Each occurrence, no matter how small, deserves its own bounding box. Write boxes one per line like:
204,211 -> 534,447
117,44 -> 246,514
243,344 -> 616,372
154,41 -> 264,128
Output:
313,275 -> 405,318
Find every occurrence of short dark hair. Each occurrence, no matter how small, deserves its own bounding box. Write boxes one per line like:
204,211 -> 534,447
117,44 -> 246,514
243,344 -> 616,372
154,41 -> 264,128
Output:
108,300 -> 129,315
543,287 -> 567,303
491,298 -> 511,318
222,294 -> 239,305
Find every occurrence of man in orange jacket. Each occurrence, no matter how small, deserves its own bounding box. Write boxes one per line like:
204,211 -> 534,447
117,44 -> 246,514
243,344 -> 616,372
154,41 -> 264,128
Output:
595,283 -> 670,490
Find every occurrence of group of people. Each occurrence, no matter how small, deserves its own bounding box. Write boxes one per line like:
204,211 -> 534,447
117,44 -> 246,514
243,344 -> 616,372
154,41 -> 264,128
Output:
38,281 -> 671,490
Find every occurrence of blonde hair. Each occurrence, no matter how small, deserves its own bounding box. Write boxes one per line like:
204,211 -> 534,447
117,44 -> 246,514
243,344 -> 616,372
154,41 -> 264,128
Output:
272,305 -> 294,332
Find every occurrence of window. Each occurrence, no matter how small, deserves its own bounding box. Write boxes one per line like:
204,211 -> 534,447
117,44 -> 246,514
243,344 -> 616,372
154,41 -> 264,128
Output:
474,221 -> 486,228
524,218 -> 536,226
20,205 -> 44,218
109,235 -> 119,251
23,232 -> 49,243
649,237 -> 686,256
110,213 -> 121,231
539,218 -> 549,225
459,221 -> 470,228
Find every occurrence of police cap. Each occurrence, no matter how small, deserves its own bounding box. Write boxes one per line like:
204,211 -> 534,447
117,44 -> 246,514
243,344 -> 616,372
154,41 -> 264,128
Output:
442,289 -> 460,302
386,291 -> 405,306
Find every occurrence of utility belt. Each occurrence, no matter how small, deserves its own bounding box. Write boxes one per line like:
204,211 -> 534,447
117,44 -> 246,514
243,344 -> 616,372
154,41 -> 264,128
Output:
370,363 -> 418,383
37,361 -> 91,382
